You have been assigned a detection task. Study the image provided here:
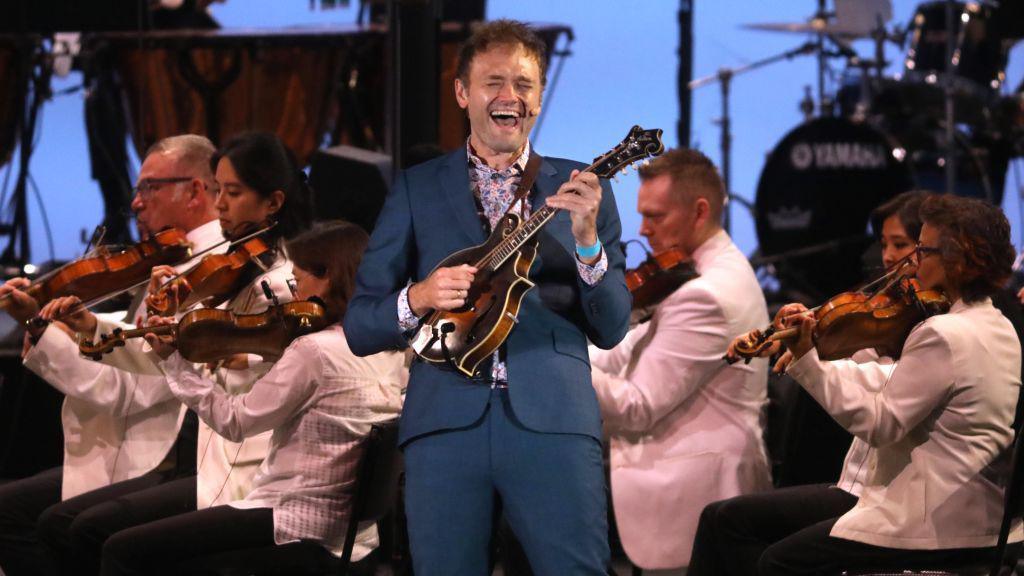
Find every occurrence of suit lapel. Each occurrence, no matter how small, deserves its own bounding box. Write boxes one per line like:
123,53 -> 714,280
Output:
530,154 -> 559,214
440,147 -> 487,245
532,155 -> 575,255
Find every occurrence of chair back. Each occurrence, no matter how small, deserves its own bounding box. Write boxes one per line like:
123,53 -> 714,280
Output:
990,426 -> 1024,576
339,419 -> 402,569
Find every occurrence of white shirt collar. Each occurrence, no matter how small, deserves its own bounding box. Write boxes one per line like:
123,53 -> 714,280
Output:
690,229 -> 731,271
185,219 -> 224,254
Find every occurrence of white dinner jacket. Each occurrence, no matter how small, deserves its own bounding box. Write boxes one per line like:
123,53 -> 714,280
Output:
19,219 -> 227,500
23,311 -> 182,500
788,297 -> 1024,550
590,230 -> 772,569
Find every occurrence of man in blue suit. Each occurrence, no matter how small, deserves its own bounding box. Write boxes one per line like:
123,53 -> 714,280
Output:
344,19 -> 631,575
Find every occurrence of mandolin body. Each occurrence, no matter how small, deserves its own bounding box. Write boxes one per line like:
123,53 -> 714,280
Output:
411,213 -> 537,377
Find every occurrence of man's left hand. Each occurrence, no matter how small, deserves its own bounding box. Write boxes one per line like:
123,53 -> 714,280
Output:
546,169 -> 601,263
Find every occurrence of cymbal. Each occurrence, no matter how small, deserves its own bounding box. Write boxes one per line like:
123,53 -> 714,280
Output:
742,20 -> 871,39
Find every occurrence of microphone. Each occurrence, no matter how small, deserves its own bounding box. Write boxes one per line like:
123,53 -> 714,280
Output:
261,280 -> 281,308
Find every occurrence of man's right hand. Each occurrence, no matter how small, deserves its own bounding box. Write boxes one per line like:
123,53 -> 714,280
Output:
0,278 -> 40,323
407,264 -> 477,316
38,296 -> 98,335
145,265 -> 182,316
147,265 -> 178,297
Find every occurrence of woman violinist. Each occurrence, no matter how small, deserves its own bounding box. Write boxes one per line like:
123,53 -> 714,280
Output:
99,221 -> 405,576
715,195 -> 1021,574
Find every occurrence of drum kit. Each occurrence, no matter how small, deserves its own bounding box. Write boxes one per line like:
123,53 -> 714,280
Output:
700,0 -> 1024,299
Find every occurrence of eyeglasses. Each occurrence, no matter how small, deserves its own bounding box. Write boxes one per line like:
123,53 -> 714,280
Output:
916,243 -> 942,258
132,177 -> 192,201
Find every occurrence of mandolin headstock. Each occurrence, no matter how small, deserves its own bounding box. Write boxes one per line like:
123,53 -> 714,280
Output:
589,125 -> 665,179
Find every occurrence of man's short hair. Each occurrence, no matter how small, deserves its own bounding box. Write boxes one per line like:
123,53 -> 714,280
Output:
638,148 -> 725,220
456,19 -> 548,87
145,134 -> 216,188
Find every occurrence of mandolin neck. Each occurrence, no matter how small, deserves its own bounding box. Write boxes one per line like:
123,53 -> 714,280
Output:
479,167 -> 595,271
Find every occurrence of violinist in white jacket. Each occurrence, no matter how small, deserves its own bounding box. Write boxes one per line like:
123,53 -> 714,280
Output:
0,135 -> 221,576
589,149 -> 771,572
757,194 -> 1022,574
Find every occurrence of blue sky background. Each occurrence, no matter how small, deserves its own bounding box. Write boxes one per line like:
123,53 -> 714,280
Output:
15,0 -> 1024,268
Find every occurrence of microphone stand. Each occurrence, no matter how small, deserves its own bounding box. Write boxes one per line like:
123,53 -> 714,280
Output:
689,41 -> 817,234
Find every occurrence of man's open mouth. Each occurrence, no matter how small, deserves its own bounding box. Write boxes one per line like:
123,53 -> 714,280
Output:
490,109 -> 521,128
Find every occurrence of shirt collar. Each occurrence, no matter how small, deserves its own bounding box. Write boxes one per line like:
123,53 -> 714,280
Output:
691,229 -> 731,269
185,219 -> 224,254
466,139 -> 531,177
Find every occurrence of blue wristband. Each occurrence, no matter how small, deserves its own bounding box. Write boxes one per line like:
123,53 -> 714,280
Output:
575,239 -> 602,259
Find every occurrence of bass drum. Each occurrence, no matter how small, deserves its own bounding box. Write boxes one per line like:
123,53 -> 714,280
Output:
755,117 -> 913,299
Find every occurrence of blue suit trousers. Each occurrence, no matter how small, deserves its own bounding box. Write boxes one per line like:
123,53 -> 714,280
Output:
403,387 -> 609,575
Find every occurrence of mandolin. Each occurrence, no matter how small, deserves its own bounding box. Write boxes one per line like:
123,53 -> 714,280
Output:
410,125 -> 664,376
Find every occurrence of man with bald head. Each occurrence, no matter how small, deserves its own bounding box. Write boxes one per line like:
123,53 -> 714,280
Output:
0,134 -> 222,576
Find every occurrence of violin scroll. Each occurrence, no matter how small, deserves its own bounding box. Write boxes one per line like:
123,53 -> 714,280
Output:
80,324 -> 176,361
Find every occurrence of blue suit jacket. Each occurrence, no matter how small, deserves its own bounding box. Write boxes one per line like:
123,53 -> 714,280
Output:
344,146 -> 632,445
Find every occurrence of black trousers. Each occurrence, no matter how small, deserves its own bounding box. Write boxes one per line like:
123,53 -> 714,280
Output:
0,466 -> 62,575
689,484 -> 998,575
758,515 -> 996,575
101,505 -> 275,576
39,476 -> 196,576
101,504 -> 379,576
689,484 -> 856,576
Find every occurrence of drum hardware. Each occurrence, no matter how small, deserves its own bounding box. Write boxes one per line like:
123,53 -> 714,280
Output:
688,41 -> 818,234
743,0 -> 898,117
753,117 -> 915,300
0,36 -> 49,268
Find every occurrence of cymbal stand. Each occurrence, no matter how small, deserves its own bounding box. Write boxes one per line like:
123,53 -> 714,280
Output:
943,0 -> 958,197
689,41 -> 817,233
816,0 -> 828,115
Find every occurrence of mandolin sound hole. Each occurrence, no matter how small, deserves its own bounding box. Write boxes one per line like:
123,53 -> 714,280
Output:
466,294 -> 498,344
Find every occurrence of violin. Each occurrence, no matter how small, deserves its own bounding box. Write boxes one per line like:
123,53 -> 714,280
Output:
146,235 -> 274,317
625,248 -> 699,311
0,228 -> 191,312
80,300 -> 327,363
731,275 -> 950,362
